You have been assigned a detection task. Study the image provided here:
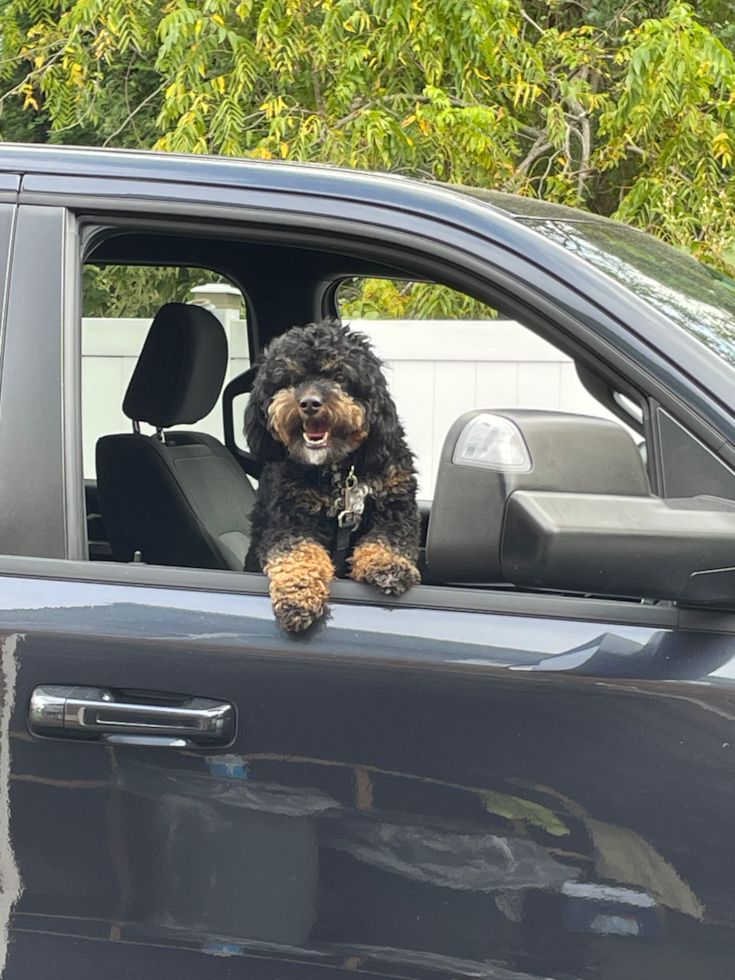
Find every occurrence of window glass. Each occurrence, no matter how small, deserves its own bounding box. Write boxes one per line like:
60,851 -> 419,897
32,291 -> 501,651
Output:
522,218 -> 735,368
337,278 -> 636,497
448,186 -> 735,370
82,265 -> 249,479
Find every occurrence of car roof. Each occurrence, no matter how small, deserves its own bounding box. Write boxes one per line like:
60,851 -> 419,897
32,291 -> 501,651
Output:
0,141 -> 615,227
445,185 -> 614,222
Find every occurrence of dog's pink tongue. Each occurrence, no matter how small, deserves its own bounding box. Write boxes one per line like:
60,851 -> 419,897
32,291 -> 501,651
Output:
304,419 -> 328,436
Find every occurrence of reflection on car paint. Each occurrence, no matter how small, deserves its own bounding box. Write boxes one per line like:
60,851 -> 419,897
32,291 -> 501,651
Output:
0,575 -> 672,672
0,635 -> 21,974
108,742 -> 703,978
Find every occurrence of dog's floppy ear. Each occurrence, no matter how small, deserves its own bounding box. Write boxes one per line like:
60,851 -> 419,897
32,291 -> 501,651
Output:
243,390 -> 285,462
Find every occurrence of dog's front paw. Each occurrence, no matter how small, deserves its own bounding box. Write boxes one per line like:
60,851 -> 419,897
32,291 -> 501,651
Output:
349,542 -> 421,595
265,540 -> 334,633
272,588 -> 327,632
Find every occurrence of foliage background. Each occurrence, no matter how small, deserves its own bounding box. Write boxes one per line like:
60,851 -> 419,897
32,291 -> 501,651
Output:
2,0 -> 735,315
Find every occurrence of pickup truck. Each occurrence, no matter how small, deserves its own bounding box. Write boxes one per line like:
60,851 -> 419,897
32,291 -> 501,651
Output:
1,143 -> 735,980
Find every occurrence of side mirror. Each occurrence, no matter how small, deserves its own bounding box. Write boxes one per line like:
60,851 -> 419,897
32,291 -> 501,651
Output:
502,491 -> 735,606
426,410 -> 649,584
426,408 -> 735,607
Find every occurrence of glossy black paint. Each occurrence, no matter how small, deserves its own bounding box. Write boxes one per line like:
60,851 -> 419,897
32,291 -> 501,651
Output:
1,145 -> 735,980
0,206 -> 67,559
3,575 -> 735,980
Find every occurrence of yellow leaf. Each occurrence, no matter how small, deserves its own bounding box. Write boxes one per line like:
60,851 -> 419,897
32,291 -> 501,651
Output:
22,84 -> 39,110
280,141 -> 289,158
401,114 -> 416,128
343,21 -> 355,31
34,55 -> 44,69
212,14 -> 225,26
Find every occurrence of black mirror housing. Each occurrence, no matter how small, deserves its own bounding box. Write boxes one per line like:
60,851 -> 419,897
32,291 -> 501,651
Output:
502,491 -> 735,607
426,410 -> 649,584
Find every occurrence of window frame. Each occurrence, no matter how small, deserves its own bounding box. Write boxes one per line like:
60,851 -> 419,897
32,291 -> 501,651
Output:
0,204 -> 72,561
12,189 -> 727,631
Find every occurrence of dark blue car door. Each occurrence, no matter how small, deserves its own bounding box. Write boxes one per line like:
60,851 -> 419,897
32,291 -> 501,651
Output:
8,569 -> 735,980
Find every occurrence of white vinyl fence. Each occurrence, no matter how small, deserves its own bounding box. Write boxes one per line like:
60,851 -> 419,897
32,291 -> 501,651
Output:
83,313 -> 619,496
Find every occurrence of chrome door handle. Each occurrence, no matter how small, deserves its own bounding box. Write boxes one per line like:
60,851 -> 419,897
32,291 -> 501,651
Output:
29,686 -> 236,747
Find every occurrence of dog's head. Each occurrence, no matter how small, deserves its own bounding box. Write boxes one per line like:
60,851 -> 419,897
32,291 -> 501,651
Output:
244,318 -> 398,470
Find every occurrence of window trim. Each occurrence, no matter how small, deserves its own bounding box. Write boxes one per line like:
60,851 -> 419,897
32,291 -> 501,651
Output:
0,205 -> 68,560
0,552 -> 684,630
61,203 -> 735,619
62,208 -> 85,562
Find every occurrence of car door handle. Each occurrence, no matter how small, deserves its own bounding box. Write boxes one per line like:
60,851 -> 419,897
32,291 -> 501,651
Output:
28,686 -> 236,748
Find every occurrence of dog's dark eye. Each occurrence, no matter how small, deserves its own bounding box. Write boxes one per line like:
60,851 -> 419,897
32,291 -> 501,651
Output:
333,367 -> 355,387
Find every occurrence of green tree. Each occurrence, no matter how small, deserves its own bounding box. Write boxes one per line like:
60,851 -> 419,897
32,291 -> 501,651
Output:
2,0 -> 735,275
82,265 -> 229,317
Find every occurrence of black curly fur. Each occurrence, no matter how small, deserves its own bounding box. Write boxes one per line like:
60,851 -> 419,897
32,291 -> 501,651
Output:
244,319 -> 421,606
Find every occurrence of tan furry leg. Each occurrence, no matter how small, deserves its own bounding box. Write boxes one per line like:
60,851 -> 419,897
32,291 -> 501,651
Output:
349,541 -> 420,596
265,540 -> 335,632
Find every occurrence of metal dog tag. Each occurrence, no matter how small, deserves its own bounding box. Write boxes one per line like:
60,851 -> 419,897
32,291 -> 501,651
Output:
337,468 -> 369,528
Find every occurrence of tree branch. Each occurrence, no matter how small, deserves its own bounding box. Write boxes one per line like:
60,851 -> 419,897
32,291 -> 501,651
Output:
312,58 -> 325,118
519,8 -> 545,35
0,50 -> 66,109
329,92 -> 471,131
517,133 -> 553,175
102,82 -> 165,146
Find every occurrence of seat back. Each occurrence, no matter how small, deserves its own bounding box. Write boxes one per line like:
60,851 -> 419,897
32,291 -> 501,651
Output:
96,304 -> 257,569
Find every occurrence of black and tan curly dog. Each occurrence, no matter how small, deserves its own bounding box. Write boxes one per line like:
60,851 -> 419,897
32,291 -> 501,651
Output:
244,318 -> 421,632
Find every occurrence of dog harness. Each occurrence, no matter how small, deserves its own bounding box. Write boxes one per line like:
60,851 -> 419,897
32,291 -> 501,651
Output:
332,465 -> 371,575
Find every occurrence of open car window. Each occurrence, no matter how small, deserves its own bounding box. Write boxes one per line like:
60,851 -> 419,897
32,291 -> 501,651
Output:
75,226 -> 735,613
336,278 -> 639,498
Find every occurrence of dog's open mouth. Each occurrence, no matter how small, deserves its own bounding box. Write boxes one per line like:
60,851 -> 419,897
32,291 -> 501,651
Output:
302,418 -> 330,449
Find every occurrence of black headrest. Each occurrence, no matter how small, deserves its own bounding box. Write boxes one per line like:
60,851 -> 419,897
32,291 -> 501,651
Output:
123,304 -> 228,428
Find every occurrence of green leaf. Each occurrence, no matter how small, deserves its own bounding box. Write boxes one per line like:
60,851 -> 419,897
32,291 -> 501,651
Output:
477,790 -> 570,837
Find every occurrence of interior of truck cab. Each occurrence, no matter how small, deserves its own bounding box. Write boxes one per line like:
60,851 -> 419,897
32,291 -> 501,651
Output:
80,225 -> 735,604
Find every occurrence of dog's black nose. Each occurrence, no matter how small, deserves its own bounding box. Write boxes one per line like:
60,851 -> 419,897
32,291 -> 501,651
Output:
299,395 -> 323,415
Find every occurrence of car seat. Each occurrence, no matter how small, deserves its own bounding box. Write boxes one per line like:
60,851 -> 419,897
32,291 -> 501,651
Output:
96,303 -> 257,569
